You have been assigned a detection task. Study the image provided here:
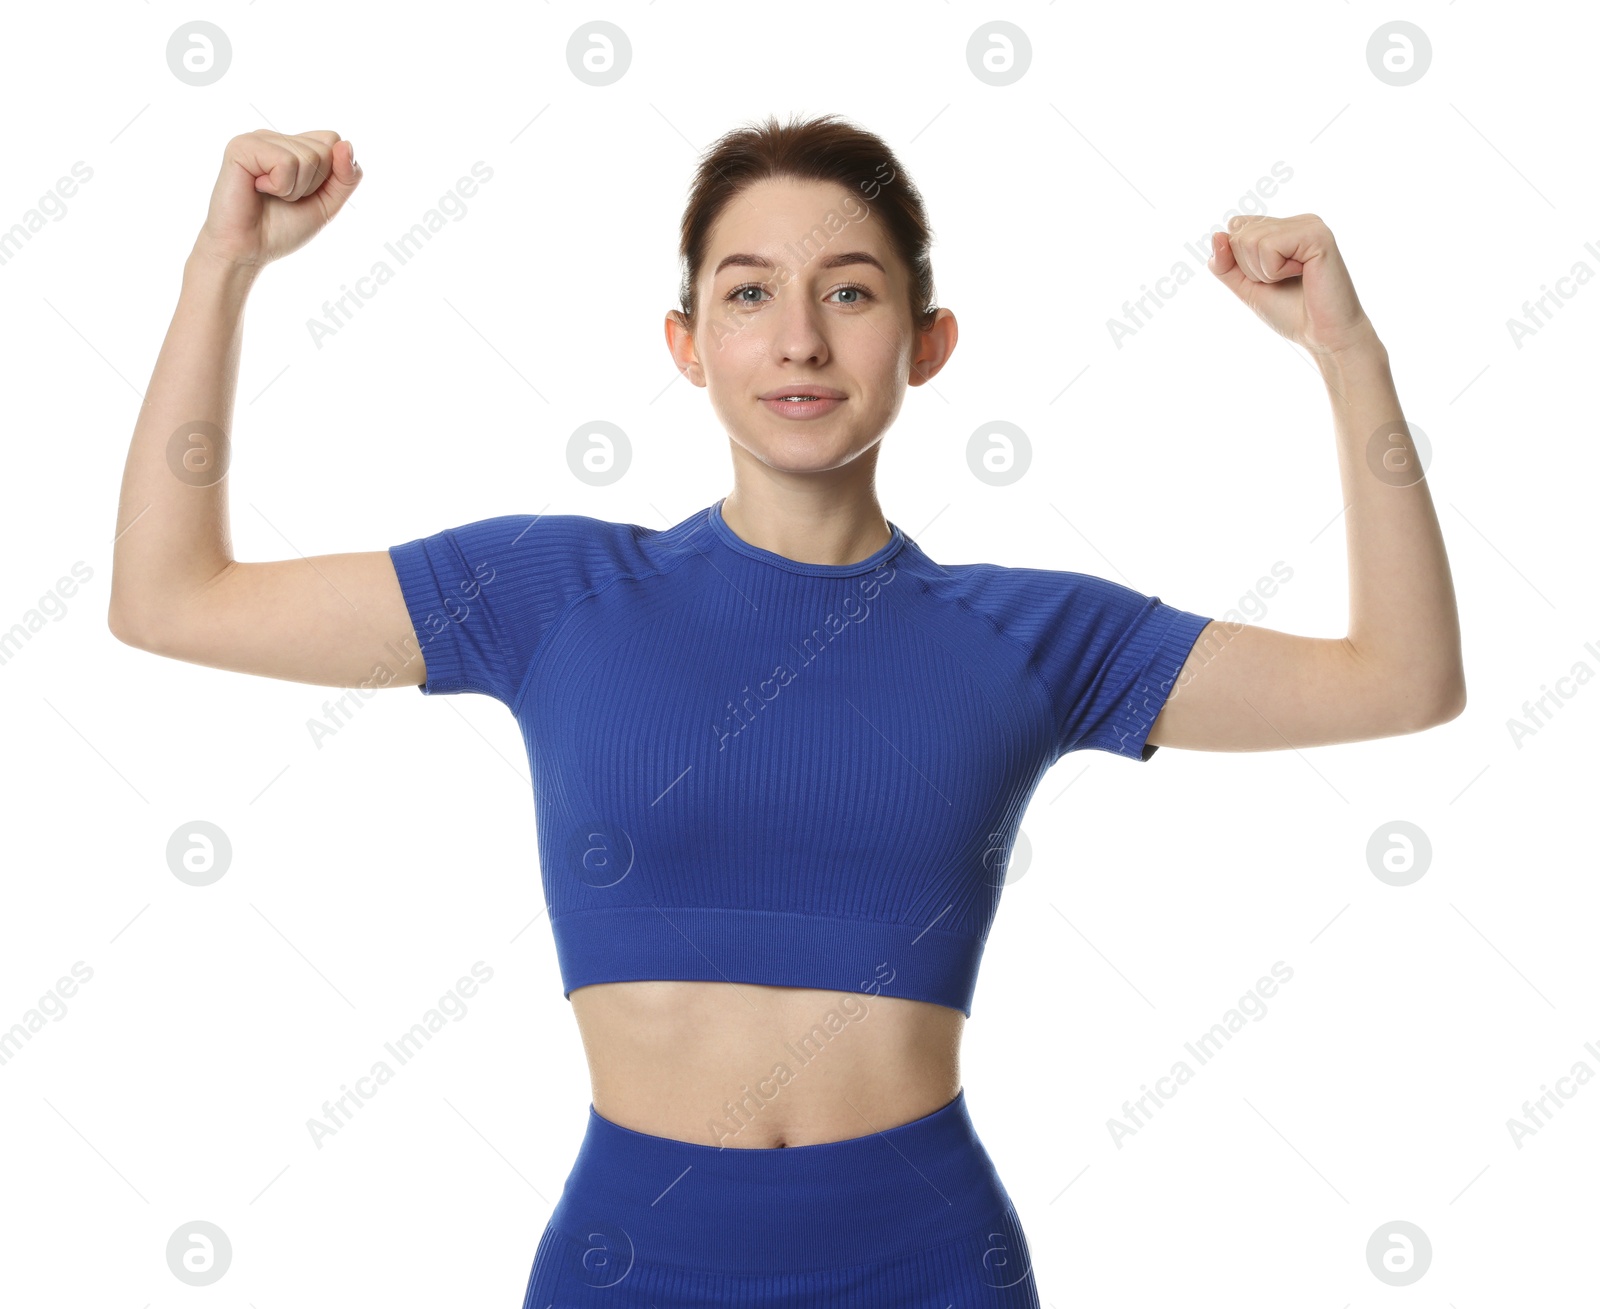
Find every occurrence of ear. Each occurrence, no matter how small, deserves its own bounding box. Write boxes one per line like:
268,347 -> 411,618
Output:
663,310 -> 706,387
909,307 -> 958,387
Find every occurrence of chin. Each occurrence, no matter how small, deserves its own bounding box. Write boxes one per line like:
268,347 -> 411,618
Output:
751,452 -> 854,475
746,431 -> 866,470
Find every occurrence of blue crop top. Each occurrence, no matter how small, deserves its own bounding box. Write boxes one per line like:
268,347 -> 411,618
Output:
388,500 -> 1213,1017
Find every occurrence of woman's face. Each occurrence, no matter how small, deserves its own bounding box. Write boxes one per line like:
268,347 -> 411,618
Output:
667,175 -> 954,476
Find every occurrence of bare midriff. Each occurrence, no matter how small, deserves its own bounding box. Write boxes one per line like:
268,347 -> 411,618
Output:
569,979 -> 964,1149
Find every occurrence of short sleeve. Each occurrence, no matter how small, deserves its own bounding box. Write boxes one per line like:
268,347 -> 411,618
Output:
956,563 -> 1213,764
388,513 -> 587,707
1040,572 -> 1214,762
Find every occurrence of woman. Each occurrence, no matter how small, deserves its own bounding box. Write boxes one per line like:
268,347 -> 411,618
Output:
109,113 -> 1465,1306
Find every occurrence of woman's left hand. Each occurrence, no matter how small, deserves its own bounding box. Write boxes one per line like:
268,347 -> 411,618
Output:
1208,214 -> 1378,356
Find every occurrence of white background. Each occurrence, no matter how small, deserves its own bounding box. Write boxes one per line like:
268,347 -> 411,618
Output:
1,2 -> 1594,1305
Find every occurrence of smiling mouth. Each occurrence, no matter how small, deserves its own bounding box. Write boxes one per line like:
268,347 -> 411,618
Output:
758,392 -> 846,415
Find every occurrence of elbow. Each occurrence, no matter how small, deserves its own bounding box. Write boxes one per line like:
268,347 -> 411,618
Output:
1406,674 -> 1467,732
107,595 -> 158,652
107,598 -> 141,649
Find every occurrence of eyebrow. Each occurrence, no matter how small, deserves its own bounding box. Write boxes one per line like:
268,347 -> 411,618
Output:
712,250 -> 887,278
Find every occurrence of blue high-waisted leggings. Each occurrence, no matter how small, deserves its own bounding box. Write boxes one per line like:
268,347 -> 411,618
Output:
520,1087 -> 1040,1307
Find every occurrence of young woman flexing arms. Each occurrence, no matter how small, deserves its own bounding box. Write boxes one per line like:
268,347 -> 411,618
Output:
110,120 -> 1465,1307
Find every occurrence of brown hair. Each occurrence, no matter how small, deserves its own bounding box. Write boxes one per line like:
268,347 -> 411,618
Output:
676,112 -> 938,335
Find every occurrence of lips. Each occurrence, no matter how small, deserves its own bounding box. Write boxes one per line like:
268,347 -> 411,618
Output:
758,393 -> 846,419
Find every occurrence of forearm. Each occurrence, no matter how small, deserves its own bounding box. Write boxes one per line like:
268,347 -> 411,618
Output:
109,245 -> 258,631
1318,332 -> 1466,718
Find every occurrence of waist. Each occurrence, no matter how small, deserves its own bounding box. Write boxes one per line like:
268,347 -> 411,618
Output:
570,979 -> 964,1148
545,1087 -> 1020,1275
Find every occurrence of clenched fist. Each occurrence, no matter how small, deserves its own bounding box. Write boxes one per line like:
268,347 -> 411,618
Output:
196,129 -> 361,270
1207,213 -> 1378,358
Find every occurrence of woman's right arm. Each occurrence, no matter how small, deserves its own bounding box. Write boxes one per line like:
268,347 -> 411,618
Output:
108,129 -> 424,691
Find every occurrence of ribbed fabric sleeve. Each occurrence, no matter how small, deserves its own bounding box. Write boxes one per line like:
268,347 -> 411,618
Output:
936,564 -> 1214,763
387,513 -> 632,708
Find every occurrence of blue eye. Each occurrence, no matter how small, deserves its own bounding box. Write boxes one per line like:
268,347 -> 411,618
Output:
724,282 -> 877,306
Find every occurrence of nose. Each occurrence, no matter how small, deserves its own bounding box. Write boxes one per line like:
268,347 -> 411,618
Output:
770,293 -> 830,366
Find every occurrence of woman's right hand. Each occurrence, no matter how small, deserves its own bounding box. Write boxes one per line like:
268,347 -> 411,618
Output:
195,129 -> 362,270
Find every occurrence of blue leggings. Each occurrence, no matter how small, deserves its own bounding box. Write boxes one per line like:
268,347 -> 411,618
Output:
520,1088 -> 1040,1307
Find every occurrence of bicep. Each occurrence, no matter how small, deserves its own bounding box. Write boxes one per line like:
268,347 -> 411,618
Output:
121,551 -> 427,690
1147,622 -> 1428,752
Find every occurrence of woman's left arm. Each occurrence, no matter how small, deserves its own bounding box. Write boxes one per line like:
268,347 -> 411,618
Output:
1148,213 -> 1466,753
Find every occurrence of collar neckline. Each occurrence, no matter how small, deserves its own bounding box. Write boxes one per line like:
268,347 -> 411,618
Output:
707,498 -> 906,577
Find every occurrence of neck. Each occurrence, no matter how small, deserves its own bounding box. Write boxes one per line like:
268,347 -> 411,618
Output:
718,474 -> 891,569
